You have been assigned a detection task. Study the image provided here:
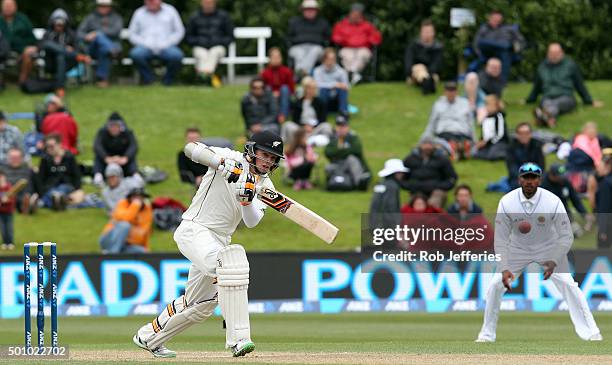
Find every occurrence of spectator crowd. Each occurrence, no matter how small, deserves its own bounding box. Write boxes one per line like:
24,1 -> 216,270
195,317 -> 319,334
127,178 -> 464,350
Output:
0,1 -> 610,251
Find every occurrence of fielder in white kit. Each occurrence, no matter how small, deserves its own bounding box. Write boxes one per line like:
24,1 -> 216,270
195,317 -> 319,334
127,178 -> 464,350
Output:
476,162 -> 602,342
133,131 -> 285,358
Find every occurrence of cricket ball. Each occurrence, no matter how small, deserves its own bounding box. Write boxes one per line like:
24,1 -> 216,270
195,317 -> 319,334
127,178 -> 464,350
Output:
518,221 -> 531,234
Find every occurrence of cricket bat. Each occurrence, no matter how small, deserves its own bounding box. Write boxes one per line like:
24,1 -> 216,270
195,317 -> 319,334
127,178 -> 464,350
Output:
257,187 -> 339,244
4,179 -> 28,199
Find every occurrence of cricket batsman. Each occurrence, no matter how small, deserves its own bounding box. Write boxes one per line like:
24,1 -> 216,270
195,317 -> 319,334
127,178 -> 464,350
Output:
476,162 -> 602,342
133,131 -> 284,357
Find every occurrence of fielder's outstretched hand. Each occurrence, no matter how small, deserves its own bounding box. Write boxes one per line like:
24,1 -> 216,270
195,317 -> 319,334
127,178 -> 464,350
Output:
502,270 -> 514,291
236,172 -> 256,205
542,261 -> 556,280
218,158 -> 243,183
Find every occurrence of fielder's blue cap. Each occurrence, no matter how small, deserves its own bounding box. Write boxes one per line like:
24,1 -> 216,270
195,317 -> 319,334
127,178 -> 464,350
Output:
518,162 -> 542,177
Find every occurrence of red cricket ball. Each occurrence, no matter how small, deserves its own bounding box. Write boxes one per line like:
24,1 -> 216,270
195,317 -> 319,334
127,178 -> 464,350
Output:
518,221 -> 531,234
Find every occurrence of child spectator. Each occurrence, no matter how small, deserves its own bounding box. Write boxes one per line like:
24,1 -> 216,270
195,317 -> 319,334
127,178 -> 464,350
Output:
0,168 -> 16,250
401,192 -> 443,214
261,47 -> 295,123
313,48 -> 350,115
1,148 -> 36,214
285,128 -> 317,191
40,94 -> 78,155
99,187 -> 152,254
473,94 -> 508,161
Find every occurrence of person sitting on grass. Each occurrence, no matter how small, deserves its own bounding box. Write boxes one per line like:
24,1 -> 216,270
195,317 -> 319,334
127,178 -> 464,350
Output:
101,162 -> 145,213
99,187 -> 152,254
402,138 -> 457,209
177,127 -> 209,187
506,122 -> 545,189
0,110 -> 24,165
404,19 -> 443,95
37,133 -> 82,211
241,77 -> 280,136
324,114 -> 370,190
421,81 -> 474,160
446,184 -> 483,218
527,43 -> 603,128
0,168 -> 16,250
282,77 -> 332,146
285,127 -> 317,191
93,112 -> 139,185
40,94 -> 79,155
464,72 -> 487,123
478,57 -> 505,98
261,47 -> 295,123
313,48 -> 350,115
473,94 -> 508,161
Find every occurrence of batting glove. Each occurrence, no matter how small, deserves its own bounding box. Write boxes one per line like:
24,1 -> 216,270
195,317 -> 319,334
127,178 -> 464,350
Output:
218,158 -> 243,184
236,172 -> 256,205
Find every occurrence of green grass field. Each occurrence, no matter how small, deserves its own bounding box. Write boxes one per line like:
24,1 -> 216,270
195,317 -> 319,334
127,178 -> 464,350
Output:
0,313 -> 611,364
1,81 -> 611,254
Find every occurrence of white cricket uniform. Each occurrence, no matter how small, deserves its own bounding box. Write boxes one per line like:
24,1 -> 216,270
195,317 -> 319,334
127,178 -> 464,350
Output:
138,147 -> 273,349
478,187 -> 600,341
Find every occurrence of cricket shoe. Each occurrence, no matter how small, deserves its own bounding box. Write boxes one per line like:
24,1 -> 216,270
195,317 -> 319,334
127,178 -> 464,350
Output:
132,334 -> 176,358
589,333 -> 603,341
231,339 -> 255,357
475,336 -> 495,343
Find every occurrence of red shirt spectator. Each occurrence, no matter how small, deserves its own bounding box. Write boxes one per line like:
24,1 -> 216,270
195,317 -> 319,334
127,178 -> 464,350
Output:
0,180 -> 16,214
41,111 -> 78,155
331,16 -> 381,49
261,65 -> 295,94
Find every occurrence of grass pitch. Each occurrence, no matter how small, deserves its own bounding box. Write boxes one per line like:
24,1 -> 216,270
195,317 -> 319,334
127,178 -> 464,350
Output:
0,312 -> 610,364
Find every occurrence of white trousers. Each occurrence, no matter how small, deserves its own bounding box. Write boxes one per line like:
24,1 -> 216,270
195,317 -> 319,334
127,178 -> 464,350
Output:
137,220 -> 229,348
193,46 -> 226,75
478,257 -> 600,341
339,47 -> 372,73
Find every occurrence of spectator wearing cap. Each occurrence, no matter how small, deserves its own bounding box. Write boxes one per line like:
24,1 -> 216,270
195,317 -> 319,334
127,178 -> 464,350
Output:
101,162 -> 145,213
37,133 -> 82,211
506,122 -> 545,189
282,77 -> 331,146
77,0 -> 123,88
541,164 -> 588,235
260,47 -> 295,123
313,48 -> 350,115
331,3 -> 381,85
177,127 -> 209,187
402,138 -> 457,209
41,8 -> 90,93
369,158 -> 409,232
0,147 -> 36,214
0,110 -> 24,165
285,127 -> 317,191
287,0 -> 330,76
472,10 -> 525,82
128,0 -> 185,85
0,0 -> 38,84
241,77 -> 280,136
404,19 -> 443,95
93,112 -> 139,185
324,114 -> 370,190
595,150 -> 612,248
99,187 -> 153,254
527,43 -> 603,128
421,81 -> 475,160
40,94 -> 78,155
186,0 -> 233,88
479,57 -> 505,98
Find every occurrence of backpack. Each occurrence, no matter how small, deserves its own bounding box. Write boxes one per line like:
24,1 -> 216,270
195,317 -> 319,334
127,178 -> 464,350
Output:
326,170 -> 355,191
20,78 -> 56,94
152,197 -> 187,231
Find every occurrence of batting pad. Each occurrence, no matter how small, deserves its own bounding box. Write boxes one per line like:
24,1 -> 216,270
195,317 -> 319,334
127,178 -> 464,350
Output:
217,244 -> 251,347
